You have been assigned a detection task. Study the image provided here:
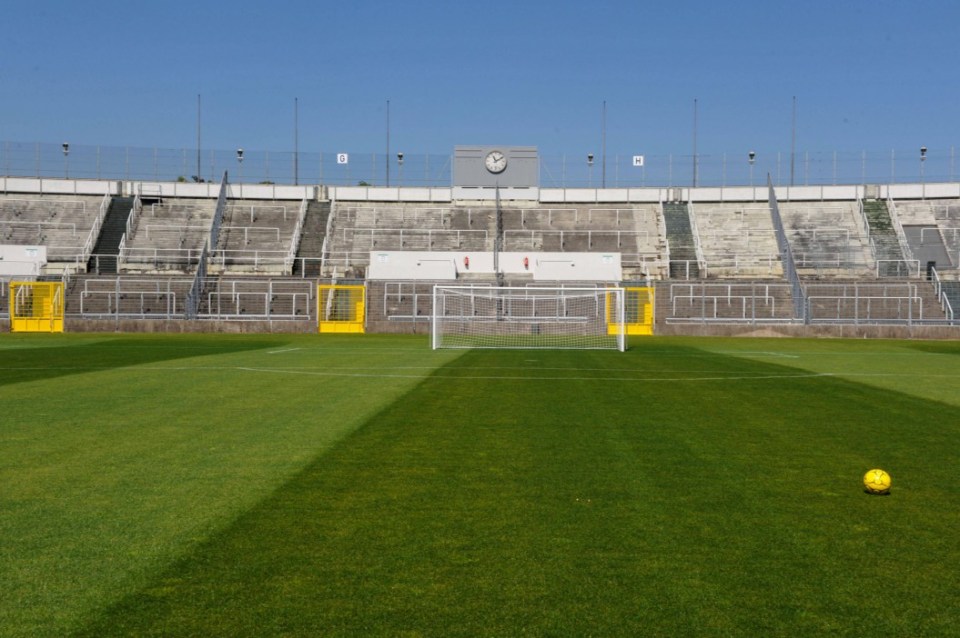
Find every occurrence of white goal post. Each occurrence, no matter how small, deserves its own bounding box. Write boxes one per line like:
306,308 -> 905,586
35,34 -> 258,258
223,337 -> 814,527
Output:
431,285 -> 626,351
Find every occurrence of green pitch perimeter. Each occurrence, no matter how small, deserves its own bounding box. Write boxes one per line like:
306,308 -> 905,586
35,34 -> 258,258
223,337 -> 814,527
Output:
1,334 -> 958,636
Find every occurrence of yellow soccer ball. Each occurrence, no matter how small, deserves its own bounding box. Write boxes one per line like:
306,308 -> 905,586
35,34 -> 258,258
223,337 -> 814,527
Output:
863,469 -> 892,494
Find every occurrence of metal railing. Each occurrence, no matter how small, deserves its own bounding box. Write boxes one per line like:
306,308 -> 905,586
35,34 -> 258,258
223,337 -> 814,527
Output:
700,254 -> 782,278
80,193 -> 111,264
284,197 -> 309,273
4,140 -> 959,187
118,191 -> 143,272
118,246 -> 204,271
885,195 -> 915,265
501,229 -> 647,249
666,282 -> 797,324
208,248 -> 289,273
74,276 -> 315,320
341,227 -> 490,249
875,259 -> 920,278
931,267 -> 955,321
684,197 -> 706,274
767,179 -> 806,321
1,220 -> 79,237
805,282 -> 930,325
0,277 -> 8,318
209,171 -> 228,251
185,242 -> 208,319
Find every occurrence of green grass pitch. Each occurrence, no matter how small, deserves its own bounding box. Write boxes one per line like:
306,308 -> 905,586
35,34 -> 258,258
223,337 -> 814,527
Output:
2,333 -> 959,636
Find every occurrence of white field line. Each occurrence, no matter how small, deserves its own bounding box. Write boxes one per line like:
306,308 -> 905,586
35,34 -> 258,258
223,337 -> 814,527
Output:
230,367 -> 838,382
2,347 -> 957,383
1,363 -> 958,384
713,349 -> 951,358
718,350 -> 800,359
1,363 -> 947,384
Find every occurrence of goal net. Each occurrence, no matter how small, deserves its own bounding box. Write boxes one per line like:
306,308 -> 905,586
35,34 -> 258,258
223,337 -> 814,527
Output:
431,286 -> 626,351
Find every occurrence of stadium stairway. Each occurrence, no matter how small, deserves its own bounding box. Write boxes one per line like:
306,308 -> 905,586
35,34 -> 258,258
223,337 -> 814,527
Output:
87,196 -> 134,275
663,201 -> 700,278
941,281 -> 960,319
862,199 -> 908,277
903,224 -> 952,273
293,200 -> 330,277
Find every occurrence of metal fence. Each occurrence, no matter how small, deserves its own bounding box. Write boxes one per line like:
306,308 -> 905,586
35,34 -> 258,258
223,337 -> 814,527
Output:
664,280 -> 955,326
2,141 -> 957,188
804,282 -> 933,325
665,281 -> 798,324
72,276 -> 315,321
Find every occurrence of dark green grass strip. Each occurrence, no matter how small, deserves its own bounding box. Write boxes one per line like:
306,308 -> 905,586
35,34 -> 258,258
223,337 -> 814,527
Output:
77,346 -> 960,636
0,334 -> 278,387
1,334 -> 455,636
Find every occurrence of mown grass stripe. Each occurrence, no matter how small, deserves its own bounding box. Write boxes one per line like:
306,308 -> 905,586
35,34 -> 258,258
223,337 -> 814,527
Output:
0,334 -> 460,637
73,344 -> 960,637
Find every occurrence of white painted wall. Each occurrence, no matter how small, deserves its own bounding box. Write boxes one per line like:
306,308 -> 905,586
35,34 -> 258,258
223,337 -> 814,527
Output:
367,251 -> 622,281
0,245 -> 47,276
331,186 -> 452,202
1,177 -> 118,195
6,177 -> 960,206
132,181 -> 316,200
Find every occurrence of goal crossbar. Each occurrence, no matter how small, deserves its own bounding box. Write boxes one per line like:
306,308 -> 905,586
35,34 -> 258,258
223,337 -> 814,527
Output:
431,285 -> 626,351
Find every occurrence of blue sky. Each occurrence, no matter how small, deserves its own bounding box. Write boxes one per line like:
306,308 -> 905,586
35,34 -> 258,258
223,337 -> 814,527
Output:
2,0 -> 958,159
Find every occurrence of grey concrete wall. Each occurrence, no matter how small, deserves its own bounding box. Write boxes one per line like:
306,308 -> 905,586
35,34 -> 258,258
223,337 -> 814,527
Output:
63,319 -> 316,333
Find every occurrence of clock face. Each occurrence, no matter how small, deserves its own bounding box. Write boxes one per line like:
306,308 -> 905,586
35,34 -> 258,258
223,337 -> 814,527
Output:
484,150 -> 507,174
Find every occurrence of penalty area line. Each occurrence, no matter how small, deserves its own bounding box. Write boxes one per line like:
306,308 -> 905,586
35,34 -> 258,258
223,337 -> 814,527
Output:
230,366 -> 844,383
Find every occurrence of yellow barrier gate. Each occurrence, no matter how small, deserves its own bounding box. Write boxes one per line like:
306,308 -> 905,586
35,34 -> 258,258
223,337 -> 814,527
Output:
318,284 -> 365,333
624,286 -> 655,336
10,281 -> 65,333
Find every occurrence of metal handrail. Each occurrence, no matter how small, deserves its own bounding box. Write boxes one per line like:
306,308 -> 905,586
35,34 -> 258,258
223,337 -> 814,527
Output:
931,266 -> 955,321
126,192 -> 142,239
185,241 -> 209,319
686,199 -> 706,273
767,178 -> 806,321
885,195 -> 915,266
319,197 -> 337,277
208,171 -> 228,251
284,196 -> 309,272
80,193 -> 111,264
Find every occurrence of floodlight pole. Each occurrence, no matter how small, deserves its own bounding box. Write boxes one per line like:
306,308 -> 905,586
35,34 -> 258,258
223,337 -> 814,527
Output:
385,99 -> 390,187
601,100 -> 607,189
920,146 -> 927,200
294,97 -> 299,186
236,148 -> 244,193
197,94 -> 201,182
692,98 -> 699,188
790,96 -> 797,186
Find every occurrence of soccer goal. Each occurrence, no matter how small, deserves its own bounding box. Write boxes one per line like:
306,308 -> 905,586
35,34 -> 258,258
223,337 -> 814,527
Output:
431,285 -> 626,351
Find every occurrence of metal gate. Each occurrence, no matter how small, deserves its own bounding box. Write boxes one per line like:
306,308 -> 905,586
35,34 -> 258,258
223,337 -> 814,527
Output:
624,286 -> 655,335
318,284 -> 365,333
10,281 -> 64,333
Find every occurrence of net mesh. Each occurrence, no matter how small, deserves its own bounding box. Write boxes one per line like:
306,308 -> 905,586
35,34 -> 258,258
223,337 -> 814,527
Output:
432,286 -> 625,350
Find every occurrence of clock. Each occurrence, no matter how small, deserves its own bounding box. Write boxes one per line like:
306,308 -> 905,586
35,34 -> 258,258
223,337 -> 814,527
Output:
484,150 -> 507,174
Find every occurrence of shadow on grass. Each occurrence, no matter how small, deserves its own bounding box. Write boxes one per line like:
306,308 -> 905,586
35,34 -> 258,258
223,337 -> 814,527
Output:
0,335 -> 283,388
904,341 -> 960,357
73,344 -> 960,636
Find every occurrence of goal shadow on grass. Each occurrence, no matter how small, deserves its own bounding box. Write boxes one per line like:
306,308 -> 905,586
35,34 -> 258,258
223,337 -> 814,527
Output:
74,343 -> 960,636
